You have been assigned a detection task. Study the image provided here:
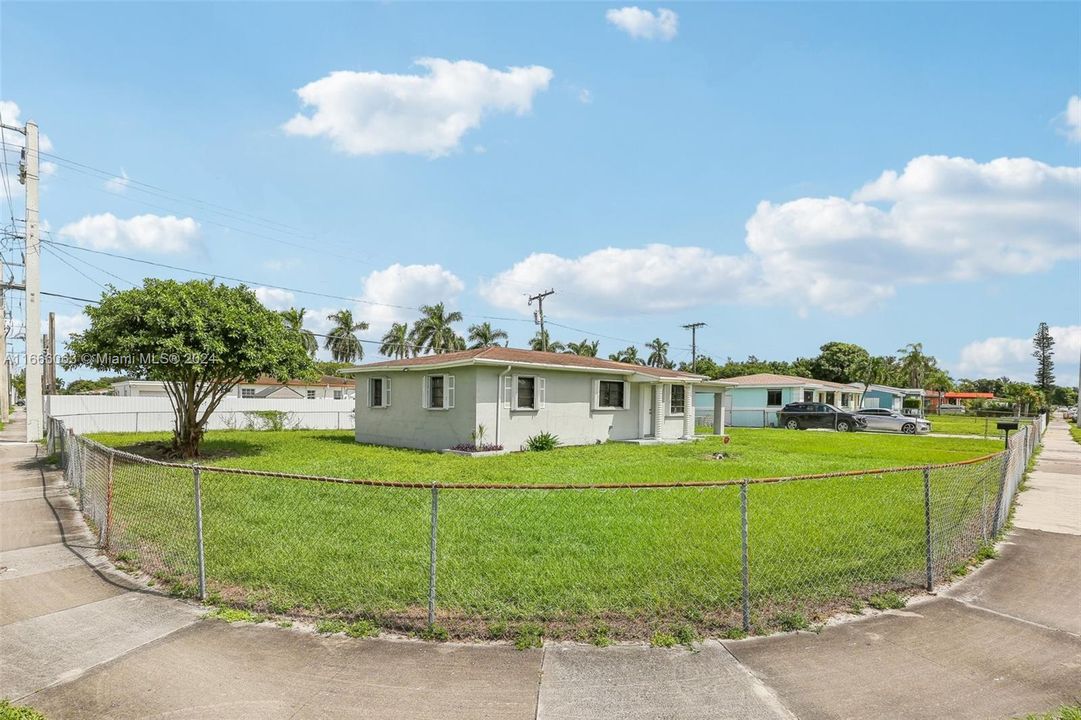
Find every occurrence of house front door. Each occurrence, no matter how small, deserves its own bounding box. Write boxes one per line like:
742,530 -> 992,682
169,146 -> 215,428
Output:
640,384 -> 656,437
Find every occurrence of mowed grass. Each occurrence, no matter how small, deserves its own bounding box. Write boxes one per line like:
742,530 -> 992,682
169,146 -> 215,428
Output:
927,413 -> 1031,439
90,428 -> 1003,636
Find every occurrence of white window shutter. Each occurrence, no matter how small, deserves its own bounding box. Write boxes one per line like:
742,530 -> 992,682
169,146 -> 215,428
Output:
593,379 -> 600,409
622,381 -> 630,409
422,376 -> 429,409
538,377 -> 546,409
447,375 -> 455,409
503,375 -> 513,409
367,379 -> 373,408
384,377 -> 391,407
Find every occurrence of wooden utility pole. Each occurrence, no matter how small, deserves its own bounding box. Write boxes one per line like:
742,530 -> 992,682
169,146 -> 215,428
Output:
682,322 -> 706,374
528,289 -> 555,352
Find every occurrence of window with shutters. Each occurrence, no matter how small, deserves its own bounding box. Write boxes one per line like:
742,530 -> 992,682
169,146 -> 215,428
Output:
516,376 -> 536,410
425,375 -> 454,410
369,377 -> 389,408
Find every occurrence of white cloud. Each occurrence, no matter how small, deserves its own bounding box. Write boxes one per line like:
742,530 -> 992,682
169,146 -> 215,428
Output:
283,59 -> 553,157
104,169 -> 130,194
578,88 -> 594,104
254,286 -> 296,311
0,100 -> 57,176
57,213 -> 200,253
957,325 -> 1081,381
359,263 -> 465,331
605,7 -> 678,41
746,155 -> 1081,314
480,245 -> 753,318
483,155 -> 1080,318
1061,95 -> 1081,143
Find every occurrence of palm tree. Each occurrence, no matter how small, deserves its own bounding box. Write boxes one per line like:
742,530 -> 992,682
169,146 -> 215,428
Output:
279,307 -> 317,358
324,309 -> 369,363
412,303 -> 466,355
564,339 -> 599,357
609,346 -> 644,365
379,322 -> 412,359
897,342 -> 936,388
468,322 -> 509,349
646,338 -> 670,368
529,329 -> 564,353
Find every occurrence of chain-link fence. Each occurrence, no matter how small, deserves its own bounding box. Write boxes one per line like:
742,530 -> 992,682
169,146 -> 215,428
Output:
46,414 -> 1046,639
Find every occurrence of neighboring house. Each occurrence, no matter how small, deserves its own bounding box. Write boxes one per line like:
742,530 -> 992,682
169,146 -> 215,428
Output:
697,373 -> 864,428
926,391 -> 995,413
342,347 -> 730,451
111,375 -> 354,400
861,384 -> 925,413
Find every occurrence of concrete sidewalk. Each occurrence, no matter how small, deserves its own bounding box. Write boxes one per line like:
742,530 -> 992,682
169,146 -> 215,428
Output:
3,415 -> 1078,718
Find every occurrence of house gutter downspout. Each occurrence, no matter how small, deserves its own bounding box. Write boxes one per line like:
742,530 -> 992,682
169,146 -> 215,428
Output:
495,365 -> 512,448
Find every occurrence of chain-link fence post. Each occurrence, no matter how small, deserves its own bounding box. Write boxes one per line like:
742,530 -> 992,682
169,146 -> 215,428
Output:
193,464 -> 207,601
923,466 -> 933,591
740,479 -> 750,633
102,452 -> 114,550
428,482 -> 439,629
980,458 -> 988,543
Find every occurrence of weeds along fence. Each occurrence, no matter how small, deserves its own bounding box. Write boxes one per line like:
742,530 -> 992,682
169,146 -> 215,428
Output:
47,415 -> 1046,639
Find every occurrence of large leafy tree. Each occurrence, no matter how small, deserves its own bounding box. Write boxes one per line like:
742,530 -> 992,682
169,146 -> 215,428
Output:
412,303 -> 466,355
810,341 -> 871,384
380,322 -> 412,359
897,342 -> 937,388
468,322 -> 508,349
529,329 -> 564,353
645,338 -> 670,368
279,307 -> 318,358
65,279 -> 312,457
324,310 -> 369,362
1032,322 -> 1055,395
564,339 -> 599,357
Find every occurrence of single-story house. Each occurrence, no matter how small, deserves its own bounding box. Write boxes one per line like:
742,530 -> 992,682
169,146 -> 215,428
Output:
696,373 -> 864,428
926,391 -> 996,413
341,347 -> 731,451
111,375 -> 355,400
861,384 -> 926,413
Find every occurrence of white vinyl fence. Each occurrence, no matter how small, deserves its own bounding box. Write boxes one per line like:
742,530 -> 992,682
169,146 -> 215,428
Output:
45,395 -> 356,434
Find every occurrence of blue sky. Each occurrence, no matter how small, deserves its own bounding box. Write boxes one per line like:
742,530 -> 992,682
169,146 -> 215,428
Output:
2,2 -> 1079,382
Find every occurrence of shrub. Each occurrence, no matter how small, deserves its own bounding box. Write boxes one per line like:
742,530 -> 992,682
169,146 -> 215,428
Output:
868,592 -> 905,610
774,612 -> 809,632
244,410 -> 299,431
525,432 -> 559,452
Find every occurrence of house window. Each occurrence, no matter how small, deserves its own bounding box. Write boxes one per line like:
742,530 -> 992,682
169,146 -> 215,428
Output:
598,380 -> 625,409
825,391 -> 836,405
333,390 -> 343,400
370,378 -> 384,407
306,390 -> 316,400
517,376 -> 536,410
425,374 -> 454,410
803,390 -> 813,402
240,388 -> 255,399
670,385 -> 685,415
767,389 -> 783,407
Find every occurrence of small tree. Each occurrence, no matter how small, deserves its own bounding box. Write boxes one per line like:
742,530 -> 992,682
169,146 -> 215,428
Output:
65,279 -> 313,457
1032,322 -> 1055,396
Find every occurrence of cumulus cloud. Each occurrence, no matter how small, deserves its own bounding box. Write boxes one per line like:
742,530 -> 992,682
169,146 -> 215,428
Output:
254,286 -> 296,311
482,155 -> 1080,318
606,7 -> 678,40
283,59 -> 553,157
747,155 -> 1081,314
58,213 -> 200,253
0,100 -> 57,176
957,325 -> 1080,381
480,245 -> 753,318
359,263 -> 465,330
44,312 -> 90,350
1061,95 -> 1081,143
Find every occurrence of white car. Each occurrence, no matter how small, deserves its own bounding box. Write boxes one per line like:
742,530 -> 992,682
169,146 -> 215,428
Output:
856,408 -> 932,434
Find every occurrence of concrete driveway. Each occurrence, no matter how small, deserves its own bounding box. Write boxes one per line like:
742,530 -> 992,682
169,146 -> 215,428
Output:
2,413 -> 1078,719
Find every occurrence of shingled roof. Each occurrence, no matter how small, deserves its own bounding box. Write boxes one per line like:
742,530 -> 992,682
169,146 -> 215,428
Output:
343,347 -> 704,380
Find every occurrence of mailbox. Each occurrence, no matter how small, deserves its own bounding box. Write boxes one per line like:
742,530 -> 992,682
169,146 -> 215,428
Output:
997,421 -> 1019,432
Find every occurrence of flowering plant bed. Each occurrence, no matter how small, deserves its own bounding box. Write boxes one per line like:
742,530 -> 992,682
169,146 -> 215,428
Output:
442,443 -> 507,457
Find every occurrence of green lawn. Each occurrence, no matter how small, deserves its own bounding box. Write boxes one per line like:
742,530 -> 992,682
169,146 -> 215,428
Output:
927,413 -> 1031,439
1069,421 -> 1081,446
86,428 -> 1005,639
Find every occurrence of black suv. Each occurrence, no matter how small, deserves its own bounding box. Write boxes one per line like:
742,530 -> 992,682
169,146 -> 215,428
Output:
777,402 -> 867,432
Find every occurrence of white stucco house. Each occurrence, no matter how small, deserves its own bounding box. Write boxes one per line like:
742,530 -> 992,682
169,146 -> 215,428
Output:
111,375 -> 354,400
695,373 -> 865,428
342,347 -> 730,451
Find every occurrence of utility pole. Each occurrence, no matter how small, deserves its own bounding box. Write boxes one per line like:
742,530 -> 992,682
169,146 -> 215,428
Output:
528,289 -> 555,352
0,257 -> 7,421
22,121 -> 42,441
46,312 -> 56,395
682,322 -> 706,374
